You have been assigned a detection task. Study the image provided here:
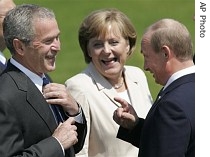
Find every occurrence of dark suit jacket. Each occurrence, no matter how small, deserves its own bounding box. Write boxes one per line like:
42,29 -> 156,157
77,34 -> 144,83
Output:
0,61 -> 5,74
0,62 -> 87,157
0,66 -> 3,74
117,73 -> 195,157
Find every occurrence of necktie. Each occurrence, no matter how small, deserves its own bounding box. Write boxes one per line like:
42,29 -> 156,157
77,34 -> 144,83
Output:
43,77 -> 64,124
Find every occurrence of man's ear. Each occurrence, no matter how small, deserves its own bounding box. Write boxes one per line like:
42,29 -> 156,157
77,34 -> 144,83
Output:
13,39 -> 25,56
161,45 -> 170,59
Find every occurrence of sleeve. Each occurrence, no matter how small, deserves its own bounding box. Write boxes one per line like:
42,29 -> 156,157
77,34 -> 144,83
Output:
117,118 -> 144,148
73,110 -> 87,154
65,79 -> 90,157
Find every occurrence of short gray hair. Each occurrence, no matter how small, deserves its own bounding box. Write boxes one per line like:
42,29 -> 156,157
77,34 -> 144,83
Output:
3,4 -> 55,54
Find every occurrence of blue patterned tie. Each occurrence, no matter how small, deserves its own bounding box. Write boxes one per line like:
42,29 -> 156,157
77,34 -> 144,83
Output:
43,77 -> 64,124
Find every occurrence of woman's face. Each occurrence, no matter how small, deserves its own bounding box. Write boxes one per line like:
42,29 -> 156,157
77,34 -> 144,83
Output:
87,25 -> 130,79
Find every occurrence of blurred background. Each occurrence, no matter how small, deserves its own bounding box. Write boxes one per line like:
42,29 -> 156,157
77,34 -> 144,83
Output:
6,0 -> 195,99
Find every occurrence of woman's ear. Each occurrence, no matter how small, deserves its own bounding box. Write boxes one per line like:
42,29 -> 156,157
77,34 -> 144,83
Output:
13,39 -> 25,56
126,44 -> 131,56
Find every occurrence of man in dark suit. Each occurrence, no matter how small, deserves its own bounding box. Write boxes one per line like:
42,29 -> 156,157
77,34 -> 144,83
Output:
113,18 -> 195,157
0,0 -> 15,73
0,4 -> 86,156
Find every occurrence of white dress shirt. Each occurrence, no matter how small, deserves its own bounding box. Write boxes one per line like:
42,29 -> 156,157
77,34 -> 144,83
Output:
164,66 -> 195,91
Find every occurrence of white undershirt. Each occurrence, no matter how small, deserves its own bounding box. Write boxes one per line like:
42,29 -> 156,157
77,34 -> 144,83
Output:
118,90 -> 131,104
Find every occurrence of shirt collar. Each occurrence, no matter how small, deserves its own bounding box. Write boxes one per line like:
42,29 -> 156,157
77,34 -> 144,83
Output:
163,66 -> 195,90
10,57 -> 44,92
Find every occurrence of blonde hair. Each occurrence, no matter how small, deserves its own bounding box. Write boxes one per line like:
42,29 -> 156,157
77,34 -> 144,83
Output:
78,8 -> 137,63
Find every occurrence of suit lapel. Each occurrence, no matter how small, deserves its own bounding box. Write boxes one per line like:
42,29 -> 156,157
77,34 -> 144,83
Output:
149,73 -> 195,113
87,63 -> 142,108
7,62 -> 57,133
124,74 -> 140,106
26,80 -> 57,132
87,63 -> 121,107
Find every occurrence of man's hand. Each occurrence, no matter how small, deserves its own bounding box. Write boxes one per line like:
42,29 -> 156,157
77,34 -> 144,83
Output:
52,117 -> 78,149
43,83 -> 79,115
113,97 -> 139,129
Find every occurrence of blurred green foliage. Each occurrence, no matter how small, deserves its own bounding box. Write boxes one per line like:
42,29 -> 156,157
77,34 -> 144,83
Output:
6,0 -> 194,99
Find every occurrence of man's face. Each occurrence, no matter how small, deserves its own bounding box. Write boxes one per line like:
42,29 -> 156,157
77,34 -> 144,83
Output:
0,0 -> 15,51
19,18 -> 61,76
141,35 -> 167,86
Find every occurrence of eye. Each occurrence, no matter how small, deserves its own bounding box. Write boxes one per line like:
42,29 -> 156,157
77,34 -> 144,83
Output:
110,40 -> 119,46
44,37 -> 58,45
93,42 -> 103,48
43,38 -> 54,45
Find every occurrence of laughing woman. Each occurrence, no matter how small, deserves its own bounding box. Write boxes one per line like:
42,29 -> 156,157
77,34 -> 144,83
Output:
65,8 -> 153,157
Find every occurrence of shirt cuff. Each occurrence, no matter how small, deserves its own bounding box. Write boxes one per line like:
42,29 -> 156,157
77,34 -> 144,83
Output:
65,104 -> 83,123
53,136 -> 65,155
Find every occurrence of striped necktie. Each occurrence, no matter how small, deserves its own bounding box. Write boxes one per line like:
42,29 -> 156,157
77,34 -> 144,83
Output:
43,77 -> 64,124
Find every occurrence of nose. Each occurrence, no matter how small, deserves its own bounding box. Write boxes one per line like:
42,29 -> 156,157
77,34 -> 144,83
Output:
52,37 -> 61,51
103,42 -> 111,53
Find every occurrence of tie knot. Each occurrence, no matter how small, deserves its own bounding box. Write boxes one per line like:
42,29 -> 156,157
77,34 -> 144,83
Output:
43,77 -> 50,86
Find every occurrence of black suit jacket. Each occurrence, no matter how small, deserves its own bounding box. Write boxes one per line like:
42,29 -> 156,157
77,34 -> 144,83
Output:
117,73 -> 195,157
0,62 -> 87,157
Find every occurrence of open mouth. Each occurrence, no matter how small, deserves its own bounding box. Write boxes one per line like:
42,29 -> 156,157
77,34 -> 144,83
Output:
101,57 -> 117,65
46,55 -> 55,60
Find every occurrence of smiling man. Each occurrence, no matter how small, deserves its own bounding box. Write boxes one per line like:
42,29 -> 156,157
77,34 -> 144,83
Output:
0,4 -> 87,157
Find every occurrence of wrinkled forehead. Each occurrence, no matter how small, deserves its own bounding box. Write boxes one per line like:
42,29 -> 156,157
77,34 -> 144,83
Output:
141,33 -> 151,46
140,34 -> 152,53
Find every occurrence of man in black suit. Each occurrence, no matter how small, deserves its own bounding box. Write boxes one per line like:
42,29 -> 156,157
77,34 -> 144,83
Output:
0,4 -> 86,156
113,18 -> 195,157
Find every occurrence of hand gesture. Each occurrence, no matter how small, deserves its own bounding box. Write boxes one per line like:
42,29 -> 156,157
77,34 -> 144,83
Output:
113,97 -> 139,129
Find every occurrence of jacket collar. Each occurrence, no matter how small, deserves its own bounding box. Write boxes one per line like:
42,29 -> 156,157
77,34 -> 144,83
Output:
86,62 -> 141,107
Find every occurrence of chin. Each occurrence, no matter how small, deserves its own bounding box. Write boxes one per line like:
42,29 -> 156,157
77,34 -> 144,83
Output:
47,66 -> 56,72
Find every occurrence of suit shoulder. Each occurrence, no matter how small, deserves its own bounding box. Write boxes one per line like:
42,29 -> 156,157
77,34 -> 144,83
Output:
65,70 -> 92,88
124,65 -> 147,80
